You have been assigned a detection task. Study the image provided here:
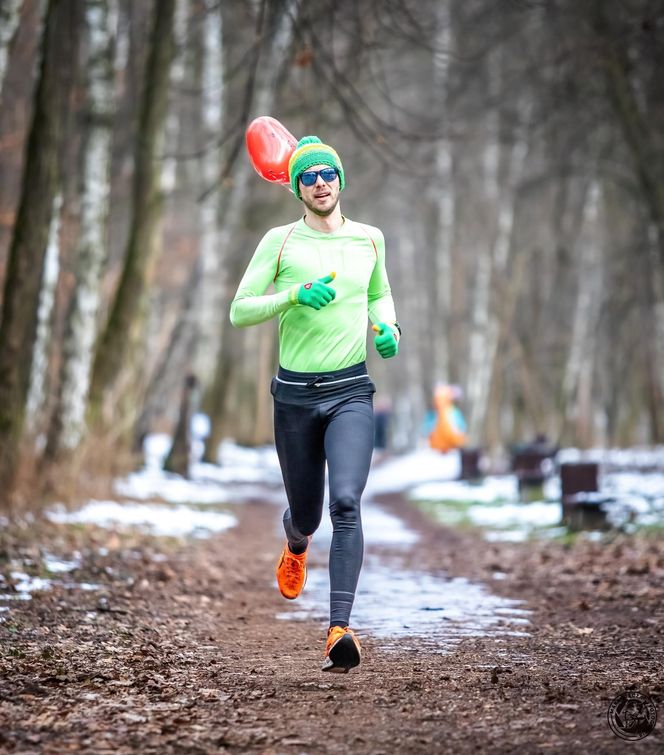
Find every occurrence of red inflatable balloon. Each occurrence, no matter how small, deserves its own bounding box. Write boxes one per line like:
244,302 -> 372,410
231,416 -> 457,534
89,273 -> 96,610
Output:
245,116 -> 298,185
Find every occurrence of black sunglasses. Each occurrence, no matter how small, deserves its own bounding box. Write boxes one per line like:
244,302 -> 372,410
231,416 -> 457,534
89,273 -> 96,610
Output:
300,167 -> 339,186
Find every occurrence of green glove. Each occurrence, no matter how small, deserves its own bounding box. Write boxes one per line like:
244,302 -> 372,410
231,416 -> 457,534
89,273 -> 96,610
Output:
372,323 -> 399,359
297,272 -> 336,310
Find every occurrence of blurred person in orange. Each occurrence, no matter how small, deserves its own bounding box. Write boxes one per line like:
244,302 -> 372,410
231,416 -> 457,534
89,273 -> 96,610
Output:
429,384 -> 467,453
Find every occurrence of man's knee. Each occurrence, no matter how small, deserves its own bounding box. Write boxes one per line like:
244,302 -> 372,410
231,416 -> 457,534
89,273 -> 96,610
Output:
285,509 -> 319,539
290,516 -> 319,538
298,523 -> 318,537
330,494 -> 360,523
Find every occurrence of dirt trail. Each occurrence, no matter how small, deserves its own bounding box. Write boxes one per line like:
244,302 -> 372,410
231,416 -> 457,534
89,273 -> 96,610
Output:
1,490 -> 663,754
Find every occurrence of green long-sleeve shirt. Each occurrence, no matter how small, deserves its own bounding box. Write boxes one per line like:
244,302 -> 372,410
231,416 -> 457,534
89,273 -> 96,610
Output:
230,216 -> 397,372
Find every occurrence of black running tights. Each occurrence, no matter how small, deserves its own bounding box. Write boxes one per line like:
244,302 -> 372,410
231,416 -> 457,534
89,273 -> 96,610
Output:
273,394 -> 374,628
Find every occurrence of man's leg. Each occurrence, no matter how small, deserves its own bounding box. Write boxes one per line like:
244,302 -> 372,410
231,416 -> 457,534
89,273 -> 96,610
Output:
323,396 -> 374,628
273,399 -> 326,598
273,399 -> 327,540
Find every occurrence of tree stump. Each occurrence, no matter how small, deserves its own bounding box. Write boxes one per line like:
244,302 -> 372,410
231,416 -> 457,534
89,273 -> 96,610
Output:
163,374 -> 200,478
459,447 -> 482,482
511,437 -> 557,502
560,462 -> 609,530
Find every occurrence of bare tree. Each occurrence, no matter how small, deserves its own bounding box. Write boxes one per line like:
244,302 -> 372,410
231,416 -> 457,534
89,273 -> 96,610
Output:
0,0 -> 77,501
465,48 -> 529,443
136,0 -> 225,450
25,191 -> 61,433
429,0 -> 454,384
88,0 -> 177,430
203,0 -> 300,460
560,181 -> 604,444
646,225 -> 664,440
192,0 -> 225,382
45,0 -> 118,459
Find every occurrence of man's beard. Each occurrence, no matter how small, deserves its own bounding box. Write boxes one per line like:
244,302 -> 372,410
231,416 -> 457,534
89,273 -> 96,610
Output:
302,194 -> 339,217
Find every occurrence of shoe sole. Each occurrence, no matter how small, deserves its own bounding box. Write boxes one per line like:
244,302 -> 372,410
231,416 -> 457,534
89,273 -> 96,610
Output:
321,634 -> 361,673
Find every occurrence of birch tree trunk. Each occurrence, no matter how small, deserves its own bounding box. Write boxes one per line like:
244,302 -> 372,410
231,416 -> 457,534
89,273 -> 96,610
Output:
0,0 -> 75,500
393,207 -> 428,450
87,0 -> 176,428
429,0 -> 454,384
133,0 -> 200,451
594,10 -> 664,441
467,138 -> 528,441
134,258 -> 201,451
465,54 -> 500,445
25,191 -> 61,433
160,0 -> 188,196
45,0 -> 117,458
193,3 -> 224,382
466,49 -> 528,444
0,0 -> 23,102
163,374 -> 199,477
204,0 -> 299,459
645,224 -> 664,441
484,247 -> 530,450
134,0 -> 213,451
594,3 -> 664,273
561,181 -> 603,444
466,248 -> 494,444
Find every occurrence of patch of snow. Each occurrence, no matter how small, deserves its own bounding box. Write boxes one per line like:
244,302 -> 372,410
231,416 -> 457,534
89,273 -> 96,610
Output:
47,500 -> 236,539
121,436 -> 283,503
114,467 -> 232,505
467,501 -> 561,529
410,475 -> 518,504
557,446 -> 664,471
43,553 -> 81,573
366,448 -> 461,494
7,571 -> 52,598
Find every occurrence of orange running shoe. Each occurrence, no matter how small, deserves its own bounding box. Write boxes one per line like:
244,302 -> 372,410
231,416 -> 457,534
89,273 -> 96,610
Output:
275,540 -> 310,600
322,626 -> 361,673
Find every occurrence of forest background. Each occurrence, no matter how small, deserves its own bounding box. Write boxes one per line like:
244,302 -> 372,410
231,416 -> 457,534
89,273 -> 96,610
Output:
0,0 -> 662,508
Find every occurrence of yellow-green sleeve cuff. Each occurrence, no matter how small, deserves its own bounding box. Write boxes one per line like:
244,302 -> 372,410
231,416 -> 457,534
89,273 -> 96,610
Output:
288,285 -> 300,305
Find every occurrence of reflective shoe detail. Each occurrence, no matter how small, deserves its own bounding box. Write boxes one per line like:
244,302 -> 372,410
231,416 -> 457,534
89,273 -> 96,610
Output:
276,541 -> 309,600
322,626 -> 361,673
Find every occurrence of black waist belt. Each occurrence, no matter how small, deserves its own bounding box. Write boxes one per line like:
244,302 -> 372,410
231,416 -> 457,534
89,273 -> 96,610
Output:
276,361 -> 369,389
272,361 -> 374,404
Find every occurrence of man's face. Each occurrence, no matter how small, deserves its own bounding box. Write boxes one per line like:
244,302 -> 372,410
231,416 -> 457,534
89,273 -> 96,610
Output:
299,164 -> 340,217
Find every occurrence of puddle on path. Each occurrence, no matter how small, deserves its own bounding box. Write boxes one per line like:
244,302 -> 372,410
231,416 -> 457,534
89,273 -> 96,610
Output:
277,500 -> 530,652
278,557 -> 529,653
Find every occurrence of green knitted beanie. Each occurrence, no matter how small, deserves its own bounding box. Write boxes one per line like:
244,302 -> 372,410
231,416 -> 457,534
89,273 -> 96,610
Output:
288,135 -> 345,199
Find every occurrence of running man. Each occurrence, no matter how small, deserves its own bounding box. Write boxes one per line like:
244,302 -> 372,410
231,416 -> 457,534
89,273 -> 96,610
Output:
230,135 -> 400,672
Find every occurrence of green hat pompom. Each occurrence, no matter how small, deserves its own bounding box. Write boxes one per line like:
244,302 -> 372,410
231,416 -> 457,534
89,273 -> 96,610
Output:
288,135 -> 345,198
297,136 -> 322,148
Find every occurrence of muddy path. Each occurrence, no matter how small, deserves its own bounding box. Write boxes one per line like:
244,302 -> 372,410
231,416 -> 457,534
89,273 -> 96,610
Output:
1,488 -> 663,754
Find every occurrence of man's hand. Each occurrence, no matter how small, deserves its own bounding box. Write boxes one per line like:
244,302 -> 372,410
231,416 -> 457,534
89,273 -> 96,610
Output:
372,323 -> 398,359
297,272 -> 337,310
